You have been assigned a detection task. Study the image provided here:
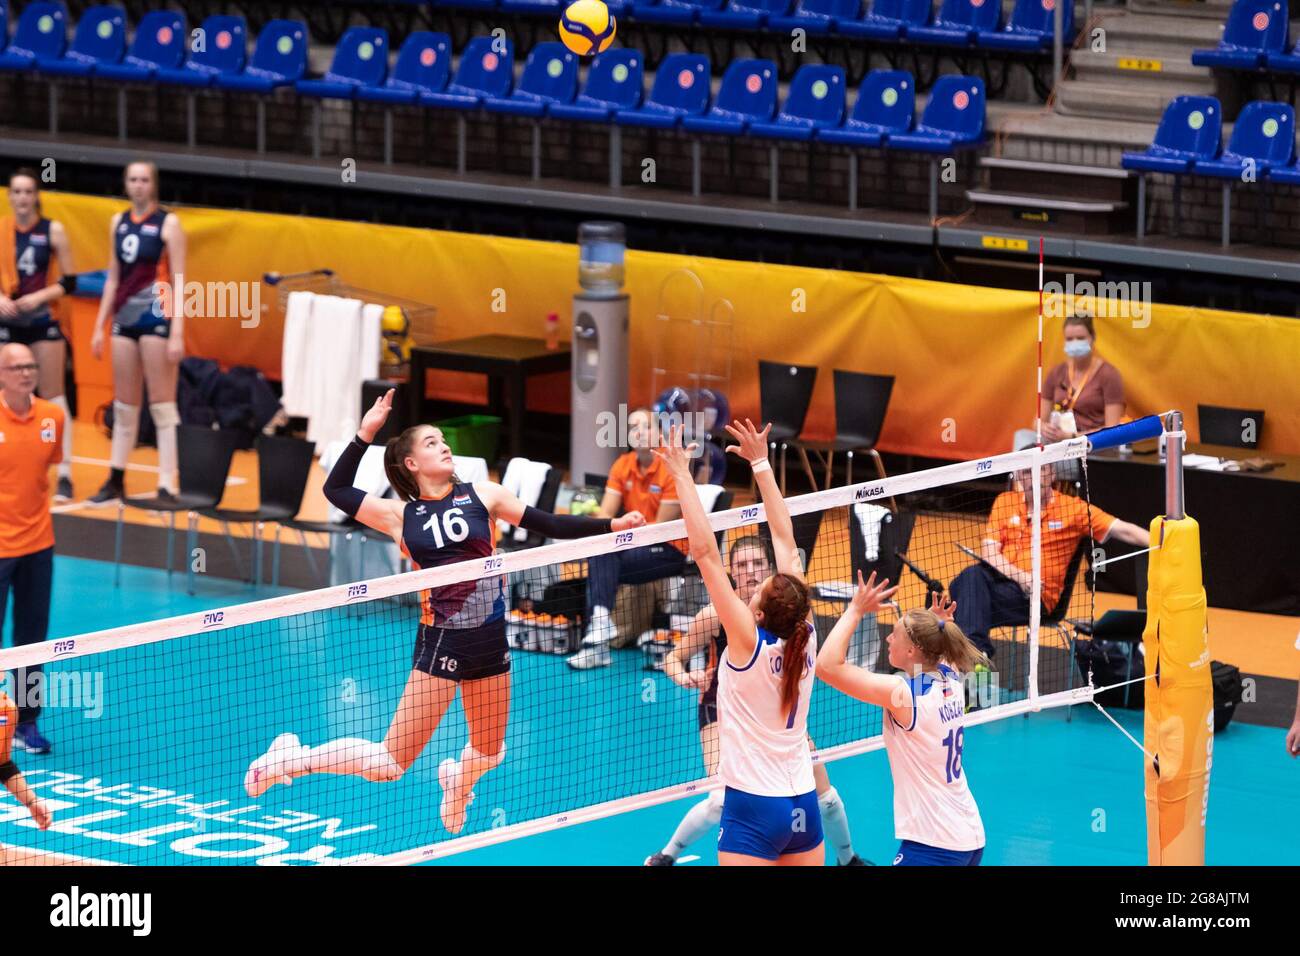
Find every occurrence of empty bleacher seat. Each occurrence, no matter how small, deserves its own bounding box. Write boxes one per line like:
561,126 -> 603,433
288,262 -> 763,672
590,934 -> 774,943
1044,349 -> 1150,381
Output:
485,41 -> 578,116
297,26 -> 388,99
978,0 -> 1074,51
750,64 -> 845,139
888,74 -> 985,150
634,0 -> 725,24
817,68 -> 914,146
36,3 -> 122,77
700,0 -> 793,29
839,0 -> 931,40
682,58 -> 777,134
155,14 -> 246,87
0,1 -> 67,72
1192,100 -> 1294,176
905,0 -> 999,46
96,10 -> 186,82
1191,0 -> 1287,71
1265,36 -> 1300,73
1268,159 -> 1300,183
615,52 -> 710,128
1121,95 -> 1222,173
214,19 -> 306,93
358,31 -> 451,104
423,36 -> 514,108
502,0 -> 565,13
768,0 -> 859,34
550,48 -> 643,121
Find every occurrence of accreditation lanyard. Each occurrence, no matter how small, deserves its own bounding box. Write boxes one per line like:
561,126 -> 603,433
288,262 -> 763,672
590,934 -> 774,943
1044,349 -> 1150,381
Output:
1062,359 -> 1099,412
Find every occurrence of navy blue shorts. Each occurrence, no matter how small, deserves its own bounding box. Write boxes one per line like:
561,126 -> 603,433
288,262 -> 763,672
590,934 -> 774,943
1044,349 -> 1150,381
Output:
0,317 -> 63,346
718,787 -> 823,861
412,617 -> 510,683
892,840 -> 984,866
112,317 -> 171,340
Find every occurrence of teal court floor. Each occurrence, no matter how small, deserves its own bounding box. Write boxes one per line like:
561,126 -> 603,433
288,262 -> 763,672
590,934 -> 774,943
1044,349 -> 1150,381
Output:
1,556 -> 1296,866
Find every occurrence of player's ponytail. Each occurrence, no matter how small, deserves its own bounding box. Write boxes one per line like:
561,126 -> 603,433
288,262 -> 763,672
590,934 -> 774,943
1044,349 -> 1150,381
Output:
758,572 -> 813,719
901,609 -> 989,675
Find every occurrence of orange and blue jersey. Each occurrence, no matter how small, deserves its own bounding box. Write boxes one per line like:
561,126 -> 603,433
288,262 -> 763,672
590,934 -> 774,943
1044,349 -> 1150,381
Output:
14,218 -> 53,301
111,206 -> 170,315
399,483 -> 505,629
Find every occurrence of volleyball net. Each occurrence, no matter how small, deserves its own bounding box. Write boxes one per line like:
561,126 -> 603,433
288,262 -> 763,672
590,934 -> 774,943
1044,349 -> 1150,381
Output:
1,437 -> 1103,866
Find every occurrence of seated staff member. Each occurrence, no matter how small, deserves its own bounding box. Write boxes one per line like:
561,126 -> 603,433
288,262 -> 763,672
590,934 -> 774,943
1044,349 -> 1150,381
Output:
1015,312 -> 1125,450
568,407 -> 687,670
819,579 -> 988,866
949,464 -> 1149,657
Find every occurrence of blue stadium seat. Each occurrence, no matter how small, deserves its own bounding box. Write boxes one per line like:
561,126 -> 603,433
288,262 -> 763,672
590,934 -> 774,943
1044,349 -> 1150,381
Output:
484,41 -> 577,116
1266,37 -> 1300,72
614,52 -> 709,128
887,74 -> 985,150
682,58 -> 777,135
0,2 -> 7,55
634,0 -> 724,25
768,0 -> 859,35
442,0 -> 500,7
502,0 -> 564,13
1192,101 -> 1294,176
1120,96 -> 1222,173
979,0 -> 1075,51
297,26 -> 388,100
0,1 -> 67,72
96,10 -> 186,82
749,64 -> 845,140
37,4 -> 122,77
550,48 -> 643,121
817,68 -> 914,146
155,15 -> 246,88
1191,0 -> 1287,71
700,0 -> 793,29
214,19 -> 306,93
422,36 -> 514,109
839,0 -> 931,40
358,31 -> 451,104
905,0 -> 1000,46
1268,160 -> 1300,183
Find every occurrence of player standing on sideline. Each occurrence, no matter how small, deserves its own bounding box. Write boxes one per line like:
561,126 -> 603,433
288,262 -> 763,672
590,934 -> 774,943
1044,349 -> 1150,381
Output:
649,531 -> 869,866
820,578 -> 989,866
88,161 -> 187,505
0,168 -> 76,501
245,390 -> 646,834
0,343 -> 65,755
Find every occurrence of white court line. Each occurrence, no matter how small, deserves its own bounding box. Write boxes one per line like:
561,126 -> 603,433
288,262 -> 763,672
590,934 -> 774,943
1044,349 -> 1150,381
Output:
70,456 -> 247,486
676,855 -> 700,864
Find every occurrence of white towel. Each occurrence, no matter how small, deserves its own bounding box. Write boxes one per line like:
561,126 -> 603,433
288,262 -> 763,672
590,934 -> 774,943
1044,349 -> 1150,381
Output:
306,295 -> 366,452
280,291 -> 315,417
496,457 -> 552,541
853,503 -> 891,562
696,483 -> 725,514
453,455 -> 489,485
360,302 -> 384,383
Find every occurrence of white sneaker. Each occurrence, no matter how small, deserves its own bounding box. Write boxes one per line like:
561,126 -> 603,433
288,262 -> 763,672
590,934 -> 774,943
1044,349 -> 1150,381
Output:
439,758 -> 477,835
567,642 -> 612,670
244,733 -> 303,798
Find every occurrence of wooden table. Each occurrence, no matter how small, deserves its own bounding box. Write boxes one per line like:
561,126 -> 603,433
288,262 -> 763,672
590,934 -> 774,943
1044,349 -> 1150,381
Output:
409,335 -> 571,462
1088,442 -> 1300,615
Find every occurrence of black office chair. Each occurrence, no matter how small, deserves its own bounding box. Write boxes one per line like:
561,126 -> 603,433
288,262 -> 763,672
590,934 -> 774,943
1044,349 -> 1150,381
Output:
114,425 -> 242,595
791,370 -> 894,490
1197,404 -> 1264,449
1000,539 -> 1091,708
757,359 -> 819,494
201,435 -> 315,588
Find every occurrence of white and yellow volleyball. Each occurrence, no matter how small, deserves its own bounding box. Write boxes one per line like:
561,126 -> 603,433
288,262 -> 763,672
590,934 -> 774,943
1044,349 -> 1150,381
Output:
559,0 -> 616,57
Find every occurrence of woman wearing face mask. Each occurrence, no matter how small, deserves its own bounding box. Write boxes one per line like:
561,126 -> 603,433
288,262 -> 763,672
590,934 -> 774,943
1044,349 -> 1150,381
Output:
1036,313 -> 1125,443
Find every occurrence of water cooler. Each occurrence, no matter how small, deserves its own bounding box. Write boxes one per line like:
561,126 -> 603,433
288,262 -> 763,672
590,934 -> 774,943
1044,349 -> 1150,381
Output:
570,222 -> 630,483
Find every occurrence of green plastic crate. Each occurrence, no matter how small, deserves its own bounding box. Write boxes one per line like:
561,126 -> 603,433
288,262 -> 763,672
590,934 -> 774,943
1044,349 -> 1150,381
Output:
434,414 -> 502,462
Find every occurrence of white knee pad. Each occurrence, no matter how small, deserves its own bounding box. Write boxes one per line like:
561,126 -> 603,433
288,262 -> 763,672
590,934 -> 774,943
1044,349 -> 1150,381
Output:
149,401 -> 180,429
360,748 -> 403,783
818,786 -> 843,814
706,789 -> 725,818
113,401 -> 141,433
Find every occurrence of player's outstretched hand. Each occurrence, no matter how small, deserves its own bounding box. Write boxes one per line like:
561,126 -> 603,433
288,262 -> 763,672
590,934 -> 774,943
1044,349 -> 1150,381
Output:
723,419 -> 772,465
929,591 -> 957,622
28,799 -> 52,830
652,424 -> 698,478
612,511 -> 646,532
851,570 -> 899,616
359,388 -> 395,443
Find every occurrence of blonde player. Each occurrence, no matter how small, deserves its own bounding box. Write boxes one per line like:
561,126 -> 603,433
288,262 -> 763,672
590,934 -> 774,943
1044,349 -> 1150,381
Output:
819,575 -> 988,865
244,390 -> 644,834
649,532 -> 868,866
654,420 -> 822,866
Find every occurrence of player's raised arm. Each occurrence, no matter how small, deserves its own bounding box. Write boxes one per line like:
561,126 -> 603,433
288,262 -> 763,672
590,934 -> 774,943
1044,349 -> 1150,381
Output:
725,420 -> 802,578
322,389 -> 404,539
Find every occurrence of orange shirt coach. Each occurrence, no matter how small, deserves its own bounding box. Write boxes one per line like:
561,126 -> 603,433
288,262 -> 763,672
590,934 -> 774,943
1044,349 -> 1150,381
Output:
0,391 -> 64,557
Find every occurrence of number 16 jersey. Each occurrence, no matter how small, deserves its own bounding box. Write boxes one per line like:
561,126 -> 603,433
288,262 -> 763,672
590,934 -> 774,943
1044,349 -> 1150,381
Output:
400,483 -> 504,629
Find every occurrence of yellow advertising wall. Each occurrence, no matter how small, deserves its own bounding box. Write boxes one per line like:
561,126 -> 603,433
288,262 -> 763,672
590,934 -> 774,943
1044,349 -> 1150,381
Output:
44,191 -> 1300,460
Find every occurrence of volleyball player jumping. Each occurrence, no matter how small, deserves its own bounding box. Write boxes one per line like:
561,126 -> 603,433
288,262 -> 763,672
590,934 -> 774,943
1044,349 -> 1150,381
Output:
654,420 -> 823,866
649,529 -> 868,865
819,577 -> 988,866
245,390 -> 645,834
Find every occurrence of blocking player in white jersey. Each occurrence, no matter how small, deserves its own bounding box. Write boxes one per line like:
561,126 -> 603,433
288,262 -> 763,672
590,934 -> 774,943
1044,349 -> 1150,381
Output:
819,574 -> 989,866
654,420 -> 823,866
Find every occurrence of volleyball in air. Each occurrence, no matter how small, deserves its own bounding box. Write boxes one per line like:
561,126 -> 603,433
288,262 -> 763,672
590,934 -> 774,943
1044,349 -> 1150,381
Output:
559,0 -> 616,56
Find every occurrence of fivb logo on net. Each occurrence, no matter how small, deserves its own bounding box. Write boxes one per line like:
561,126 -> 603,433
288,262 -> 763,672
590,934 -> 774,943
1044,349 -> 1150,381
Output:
1042,273 -> 1151,329
147,273 -> 263,329
594,403 -> 708,457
